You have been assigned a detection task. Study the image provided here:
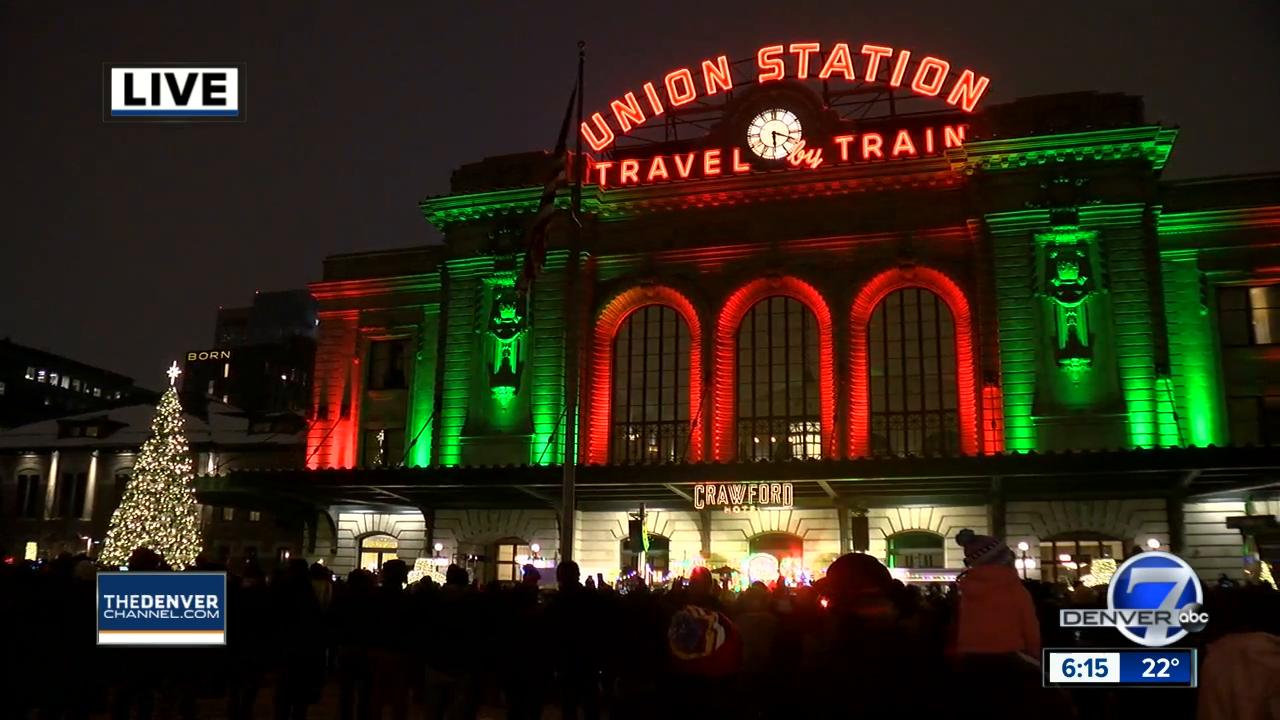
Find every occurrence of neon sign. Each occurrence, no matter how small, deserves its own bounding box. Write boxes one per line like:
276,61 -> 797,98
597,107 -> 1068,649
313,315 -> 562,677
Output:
582,42 -> 991,152
693,482 -> 794,512
587,124 -> 968,188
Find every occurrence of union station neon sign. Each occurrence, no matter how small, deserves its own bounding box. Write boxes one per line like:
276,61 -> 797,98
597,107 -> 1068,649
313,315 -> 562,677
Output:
581,42 -> 991,189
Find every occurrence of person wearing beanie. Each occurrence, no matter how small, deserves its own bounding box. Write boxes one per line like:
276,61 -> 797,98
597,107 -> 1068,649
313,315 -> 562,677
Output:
953,528 -> 1041,657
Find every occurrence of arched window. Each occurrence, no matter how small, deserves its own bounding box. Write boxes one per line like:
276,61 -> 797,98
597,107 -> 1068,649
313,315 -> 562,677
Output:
749,532 -> 805,561
737,297 -> 822,461
611,306 -> 691,463
358,533 -> 399,572
620,533 -> 670,574
868,288 -> 959,456
1040,532 -> 1123,585
887,531 -> 945,569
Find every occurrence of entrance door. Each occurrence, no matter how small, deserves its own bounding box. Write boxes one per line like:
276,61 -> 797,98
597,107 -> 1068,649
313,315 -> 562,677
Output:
358,534 -> 399,571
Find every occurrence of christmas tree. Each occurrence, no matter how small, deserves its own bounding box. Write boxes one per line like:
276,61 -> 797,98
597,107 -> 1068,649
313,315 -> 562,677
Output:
100,363 -> 204,569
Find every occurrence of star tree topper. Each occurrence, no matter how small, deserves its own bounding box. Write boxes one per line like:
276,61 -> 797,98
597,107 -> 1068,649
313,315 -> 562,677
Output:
166,361 -> 182,386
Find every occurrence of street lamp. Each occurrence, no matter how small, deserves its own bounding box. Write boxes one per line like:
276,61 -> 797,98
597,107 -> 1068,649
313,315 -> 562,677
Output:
1017,541 -> 1030,580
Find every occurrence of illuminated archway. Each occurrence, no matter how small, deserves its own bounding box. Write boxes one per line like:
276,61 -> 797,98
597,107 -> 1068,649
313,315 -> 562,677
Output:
713,276 -> 835,461
586,285 -> 703,464
850,266 -> 977,457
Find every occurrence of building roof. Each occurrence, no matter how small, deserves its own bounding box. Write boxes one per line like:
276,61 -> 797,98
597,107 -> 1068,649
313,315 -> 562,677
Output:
0,402 -> 305,451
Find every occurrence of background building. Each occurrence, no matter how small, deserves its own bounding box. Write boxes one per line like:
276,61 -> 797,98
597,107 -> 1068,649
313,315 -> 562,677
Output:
0,338 -> 158,429
0,399 -> 308,564
204,61 -> 1280,584
182,289 -> 318,415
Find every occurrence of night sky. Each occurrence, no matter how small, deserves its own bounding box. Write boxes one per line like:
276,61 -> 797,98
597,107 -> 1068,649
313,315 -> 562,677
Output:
3,0 -> 1278,388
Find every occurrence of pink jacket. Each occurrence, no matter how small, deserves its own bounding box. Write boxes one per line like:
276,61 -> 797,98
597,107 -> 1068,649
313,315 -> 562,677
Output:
955,564 -> 1041,656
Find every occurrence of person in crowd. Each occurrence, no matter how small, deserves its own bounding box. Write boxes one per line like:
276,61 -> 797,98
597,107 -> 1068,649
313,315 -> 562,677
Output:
424,564 -> 480,719
547,561 -> 601,720
334,569 -> 377,720
802,552 -> 942,718
950,529 -> 1074,720
952,528 -> 1041,657
367,559 -> 413,720
272,557 -> 325,720
1198,584 -> 1280,720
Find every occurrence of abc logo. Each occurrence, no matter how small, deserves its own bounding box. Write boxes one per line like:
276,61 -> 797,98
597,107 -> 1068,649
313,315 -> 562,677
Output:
1109,551 -> 1205,647
1178,602 -> 1210,633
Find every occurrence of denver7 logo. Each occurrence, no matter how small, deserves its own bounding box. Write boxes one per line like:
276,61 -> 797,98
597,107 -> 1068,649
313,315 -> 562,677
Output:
1109,552 -> 1204,647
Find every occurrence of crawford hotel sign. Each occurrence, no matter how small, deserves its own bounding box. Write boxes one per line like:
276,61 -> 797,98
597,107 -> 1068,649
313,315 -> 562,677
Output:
580,41 -> 992,188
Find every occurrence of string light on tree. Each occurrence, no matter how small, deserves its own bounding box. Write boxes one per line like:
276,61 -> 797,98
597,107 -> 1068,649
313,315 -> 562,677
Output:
99,364 -> 204,569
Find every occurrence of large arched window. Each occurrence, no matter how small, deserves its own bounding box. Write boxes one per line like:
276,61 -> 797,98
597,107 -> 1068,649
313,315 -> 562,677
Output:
737,297 -> 822,461
587,287 -> 703,464
868,288 -> 959,456
850,267 -> 978,457
611,306 -> 691,463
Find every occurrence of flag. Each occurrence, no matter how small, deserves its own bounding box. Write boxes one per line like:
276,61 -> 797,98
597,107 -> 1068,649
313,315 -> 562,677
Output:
518,84 -> 578,297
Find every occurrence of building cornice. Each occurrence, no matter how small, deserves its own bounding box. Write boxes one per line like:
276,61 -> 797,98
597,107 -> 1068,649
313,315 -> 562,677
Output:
309,274 -> 441,302
958,126 -> 1178,173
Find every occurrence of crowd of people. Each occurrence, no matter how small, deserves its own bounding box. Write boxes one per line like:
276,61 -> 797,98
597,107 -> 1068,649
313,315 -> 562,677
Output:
1,530 -> 1277,720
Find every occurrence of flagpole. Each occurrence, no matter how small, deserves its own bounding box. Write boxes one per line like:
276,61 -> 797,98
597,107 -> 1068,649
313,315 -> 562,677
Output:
559,41 -> 586,564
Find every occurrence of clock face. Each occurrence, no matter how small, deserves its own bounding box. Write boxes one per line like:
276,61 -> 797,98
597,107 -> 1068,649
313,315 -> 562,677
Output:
747,108 -> 803,159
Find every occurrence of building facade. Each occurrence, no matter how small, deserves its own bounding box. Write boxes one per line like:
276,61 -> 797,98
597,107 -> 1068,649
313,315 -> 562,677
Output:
0,401 -> 308,564
182,289 -> 318,415
213,47 -> 1280,585
0,339 -> 158,429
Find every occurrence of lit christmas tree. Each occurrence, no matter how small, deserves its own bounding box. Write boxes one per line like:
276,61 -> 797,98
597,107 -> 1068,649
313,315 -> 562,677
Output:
100,362 -> 204,569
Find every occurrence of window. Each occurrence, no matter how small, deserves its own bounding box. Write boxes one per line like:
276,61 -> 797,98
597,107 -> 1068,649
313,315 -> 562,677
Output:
621,533 -> 670,574
0,380 -> 5,396
221,507 -> 235,522
1219,285 -> 1280,346
494,538 -> 531,582
25,367 -> 35,380
60,376 -> 70,389
71,378 -> 80,392
361,427 -> 405,468
49,372 -> 59,386
359,534 -> 399,572
367,339 -> 408,390
93,387 -> 101,398
611,305 -> 691,463
36,369 -> 46,383
57,472 -> 88,518
1227,395 -> 1280,446
249,510 -> 261,522
869,288 -> 959,457
17,474 -> 45,518
887,531 -> 945,569
1040,533 -> 1124,585
736,297 -> 822,461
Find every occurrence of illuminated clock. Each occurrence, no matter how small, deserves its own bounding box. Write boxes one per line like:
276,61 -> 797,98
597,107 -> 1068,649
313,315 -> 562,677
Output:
747,108 -> 803,159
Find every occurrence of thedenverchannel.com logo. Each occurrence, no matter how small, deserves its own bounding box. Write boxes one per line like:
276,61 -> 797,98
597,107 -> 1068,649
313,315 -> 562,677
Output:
97,572 -> 227,646
1060,551 -> 1209,647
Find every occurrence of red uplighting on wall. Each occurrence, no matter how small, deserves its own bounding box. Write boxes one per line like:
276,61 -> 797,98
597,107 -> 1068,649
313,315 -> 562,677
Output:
585,285 -> 704,464
713,277 -> 836,462
849,266 -> 978,457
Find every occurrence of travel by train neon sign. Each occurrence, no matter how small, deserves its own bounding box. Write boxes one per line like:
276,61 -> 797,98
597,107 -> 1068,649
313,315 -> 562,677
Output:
580,42 -> 992,188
